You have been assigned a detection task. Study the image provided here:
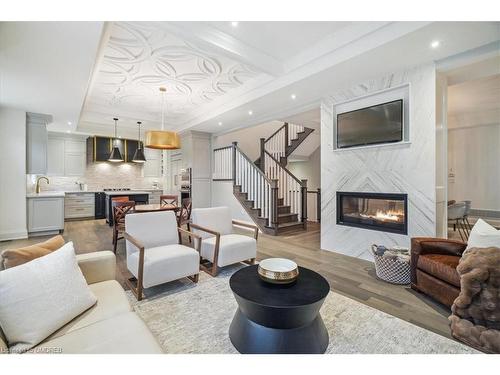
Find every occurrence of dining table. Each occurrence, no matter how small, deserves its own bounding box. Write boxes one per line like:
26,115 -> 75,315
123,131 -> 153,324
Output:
133,203 -> 180,213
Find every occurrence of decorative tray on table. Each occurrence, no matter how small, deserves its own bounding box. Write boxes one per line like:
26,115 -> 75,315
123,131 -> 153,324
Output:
257,258 -> 299,284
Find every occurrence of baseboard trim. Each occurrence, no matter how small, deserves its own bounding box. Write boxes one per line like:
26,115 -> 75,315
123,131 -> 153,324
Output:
0,230 -> 28,242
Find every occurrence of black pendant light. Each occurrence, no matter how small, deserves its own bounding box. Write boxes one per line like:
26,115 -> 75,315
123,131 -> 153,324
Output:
132,121 -> 146,163
108,117 -> 123,162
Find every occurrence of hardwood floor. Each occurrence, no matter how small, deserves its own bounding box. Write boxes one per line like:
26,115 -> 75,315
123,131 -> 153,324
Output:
0,219 -> 453,340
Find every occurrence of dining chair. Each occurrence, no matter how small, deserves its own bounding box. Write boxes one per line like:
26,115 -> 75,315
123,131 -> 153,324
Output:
124,210 -> 201,301
112,200 -> 135,253
448,202 -> 467,241
190,206 -> 258,276
160,194 -> 178,206
463,200 -> 472,231
177,197 -> 192,242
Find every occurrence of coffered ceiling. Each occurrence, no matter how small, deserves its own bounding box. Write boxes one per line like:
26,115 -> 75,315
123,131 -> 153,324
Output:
81,22 -> 262,131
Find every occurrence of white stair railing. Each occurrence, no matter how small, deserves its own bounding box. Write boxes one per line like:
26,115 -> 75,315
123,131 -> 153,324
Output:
212,145 -> 233,180
213,143 -> 277,228
235,146 -> 276,226
263,151 -> 305,223
263,122 -> 305,161
287,123 -> 304,146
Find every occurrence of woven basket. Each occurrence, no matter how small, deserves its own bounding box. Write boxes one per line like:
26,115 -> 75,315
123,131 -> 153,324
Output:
371,246 -> 410,285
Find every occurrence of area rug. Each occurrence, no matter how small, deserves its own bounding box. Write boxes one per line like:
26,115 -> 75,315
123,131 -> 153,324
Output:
126,265 -> 477,354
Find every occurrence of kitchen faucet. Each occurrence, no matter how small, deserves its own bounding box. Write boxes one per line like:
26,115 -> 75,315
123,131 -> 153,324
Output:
35,176 -> 49,194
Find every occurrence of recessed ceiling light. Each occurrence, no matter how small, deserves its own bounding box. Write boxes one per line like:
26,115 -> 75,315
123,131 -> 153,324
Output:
231,21 -> 239,27
248,110 -> 253,115
291,94 -> 297,100
67,121 -> 72,125
66,130 -> 71,133
118,136 -> 122,139
218,122 -> 223,126
430,40 -> 440,49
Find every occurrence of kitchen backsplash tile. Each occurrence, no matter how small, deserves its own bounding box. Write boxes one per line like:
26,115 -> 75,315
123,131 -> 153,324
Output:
27,163 -> 162,193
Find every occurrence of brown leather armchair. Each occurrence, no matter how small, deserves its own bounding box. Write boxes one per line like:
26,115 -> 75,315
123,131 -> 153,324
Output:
410,237 -> 467,308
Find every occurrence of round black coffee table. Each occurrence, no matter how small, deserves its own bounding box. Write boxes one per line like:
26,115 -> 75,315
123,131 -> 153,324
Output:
229,265 -> 330,354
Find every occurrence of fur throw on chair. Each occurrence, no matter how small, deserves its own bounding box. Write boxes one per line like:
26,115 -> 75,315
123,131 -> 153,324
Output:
449,247 -> 500,353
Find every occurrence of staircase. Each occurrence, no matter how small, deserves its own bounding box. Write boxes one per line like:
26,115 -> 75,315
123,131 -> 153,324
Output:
213,122 -> 314,235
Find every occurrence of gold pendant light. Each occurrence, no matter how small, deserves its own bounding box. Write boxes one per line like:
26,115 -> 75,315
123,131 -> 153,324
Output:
145,87 -> 180,150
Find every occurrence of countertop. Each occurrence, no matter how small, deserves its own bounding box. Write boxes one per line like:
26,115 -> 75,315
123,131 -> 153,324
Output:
27,192 -> 66,198
104,191 -> 153,196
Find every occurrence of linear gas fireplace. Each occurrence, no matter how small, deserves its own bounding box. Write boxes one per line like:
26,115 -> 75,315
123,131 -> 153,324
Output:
337,192 -> 408,235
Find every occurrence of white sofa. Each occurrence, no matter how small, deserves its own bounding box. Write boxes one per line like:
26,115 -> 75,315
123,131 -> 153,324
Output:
0,251 -> 162,354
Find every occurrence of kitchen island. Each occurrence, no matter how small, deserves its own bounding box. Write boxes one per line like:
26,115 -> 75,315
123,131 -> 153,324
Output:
105,191 -> 150,226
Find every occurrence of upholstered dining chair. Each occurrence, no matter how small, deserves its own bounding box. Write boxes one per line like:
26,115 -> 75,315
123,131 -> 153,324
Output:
124,210 -> 201,301
160,194 -> 178,206
112,200 -> 135,253
190,206 -> 258,276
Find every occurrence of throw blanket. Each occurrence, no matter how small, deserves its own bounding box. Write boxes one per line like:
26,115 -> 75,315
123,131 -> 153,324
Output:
449,247 -> 500,353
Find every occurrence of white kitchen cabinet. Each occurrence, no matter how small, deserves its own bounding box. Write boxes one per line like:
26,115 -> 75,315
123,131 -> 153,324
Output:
47,138 -> 65,176
27,195 -> 65,235
65,152 -> 86,176
26,113 -> 51,175
47,133 -> 86,177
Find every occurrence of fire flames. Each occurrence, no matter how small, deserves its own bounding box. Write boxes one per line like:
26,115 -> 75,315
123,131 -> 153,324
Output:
360,209 -> 403,222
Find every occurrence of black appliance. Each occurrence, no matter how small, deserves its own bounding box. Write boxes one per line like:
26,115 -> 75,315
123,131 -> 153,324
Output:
336,99 -> 403,149
95,192 -> 106,219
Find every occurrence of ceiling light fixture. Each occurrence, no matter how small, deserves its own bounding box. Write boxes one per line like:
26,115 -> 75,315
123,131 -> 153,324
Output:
132,121 -> 146,163
231,21 -> 239,27
108,118 -> 124,162
430,40 -> 440,49
67,121 -> 72,126
248,110 -> 253,115
291,94 -> 296,100
218,122 -> 223,126
145,87 -> 181,150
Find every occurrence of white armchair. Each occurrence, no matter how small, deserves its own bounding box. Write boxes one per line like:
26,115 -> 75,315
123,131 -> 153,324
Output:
125,210 -> 201,301
190,207 -> 258,276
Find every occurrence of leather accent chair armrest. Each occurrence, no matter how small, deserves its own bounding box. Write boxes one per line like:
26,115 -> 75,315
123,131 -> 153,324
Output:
76,251 -> 116,285
410,237 -> 467,285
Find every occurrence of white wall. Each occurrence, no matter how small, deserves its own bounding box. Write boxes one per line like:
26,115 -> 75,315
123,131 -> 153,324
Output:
448,123 -> 500,211
211,181 -> 253,223
0,106 -> 27,240
321,63 -> 437,260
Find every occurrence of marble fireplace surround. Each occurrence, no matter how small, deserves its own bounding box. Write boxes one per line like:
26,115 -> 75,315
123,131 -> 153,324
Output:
320,63 -> 437,261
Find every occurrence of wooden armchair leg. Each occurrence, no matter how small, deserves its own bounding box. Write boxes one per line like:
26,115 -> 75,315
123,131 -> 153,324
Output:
113,232 -> 117,254
126,277 -> 143,301
243,258 -> 256,265
201,262 -> 218,277
187,273 -> 199,283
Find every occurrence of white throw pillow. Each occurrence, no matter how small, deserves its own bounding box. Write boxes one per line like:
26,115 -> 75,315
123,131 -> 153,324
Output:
0,242 -> 97,353
464,219 -> 500,255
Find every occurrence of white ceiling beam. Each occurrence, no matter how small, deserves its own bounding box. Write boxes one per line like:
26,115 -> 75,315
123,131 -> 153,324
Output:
153,21 -> 285,76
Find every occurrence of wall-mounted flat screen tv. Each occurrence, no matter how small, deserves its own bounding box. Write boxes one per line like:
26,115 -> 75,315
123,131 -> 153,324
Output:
336,99 -> 403,149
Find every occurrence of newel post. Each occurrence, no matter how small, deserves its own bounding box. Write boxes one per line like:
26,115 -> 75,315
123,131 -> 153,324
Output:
259,138 -> 265,172
270,179 -> 279,235
232,141 -> 238,185
301,179 -> 308,229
